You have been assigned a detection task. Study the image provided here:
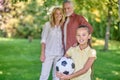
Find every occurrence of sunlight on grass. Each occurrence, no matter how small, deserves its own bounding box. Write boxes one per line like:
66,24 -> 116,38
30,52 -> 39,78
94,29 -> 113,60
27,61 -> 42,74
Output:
6,72 -> 11,75
112,71 -> 119,76
92,38 -> 120,50
109,40 -> 120,50
116,51 -> 120,55
95,77 -> 103,80
0,71 -> 3,75
92,39 -> 104,46
0,38 -> 14,41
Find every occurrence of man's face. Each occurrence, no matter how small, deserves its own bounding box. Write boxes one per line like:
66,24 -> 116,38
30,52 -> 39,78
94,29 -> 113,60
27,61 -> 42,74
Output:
63,2 -> 73,16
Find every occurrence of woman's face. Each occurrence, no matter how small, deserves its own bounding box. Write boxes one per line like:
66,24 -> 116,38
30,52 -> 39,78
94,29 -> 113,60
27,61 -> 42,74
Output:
54,10 -> 63,21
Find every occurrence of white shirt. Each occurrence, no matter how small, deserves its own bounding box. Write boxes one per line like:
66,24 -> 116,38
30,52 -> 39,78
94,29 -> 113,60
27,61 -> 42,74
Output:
41,22 -> 64,56
64,17 -> 70,48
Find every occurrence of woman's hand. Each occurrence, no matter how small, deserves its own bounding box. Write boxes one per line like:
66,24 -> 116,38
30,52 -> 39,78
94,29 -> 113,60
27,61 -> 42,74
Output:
40,43 -> 46,62
40,52 -> 45,62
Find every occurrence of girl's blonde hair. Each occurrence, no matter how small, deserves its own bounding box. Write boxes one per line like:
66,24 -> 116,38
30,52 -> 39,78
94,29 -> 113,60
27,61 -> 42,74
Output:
50,7 -> 65,27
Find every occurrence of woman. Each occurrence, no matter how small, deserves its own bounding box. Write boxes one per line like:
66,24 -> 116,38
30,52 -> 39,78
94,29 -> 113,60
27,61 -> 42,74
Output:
39,7 -> 65,80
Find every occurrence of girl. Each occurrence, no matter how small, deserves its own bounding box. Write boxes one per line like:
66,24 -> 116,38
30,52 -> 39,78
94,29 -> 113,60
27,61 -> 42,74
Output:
57,25 -> 96,80
39,7 -> 64,80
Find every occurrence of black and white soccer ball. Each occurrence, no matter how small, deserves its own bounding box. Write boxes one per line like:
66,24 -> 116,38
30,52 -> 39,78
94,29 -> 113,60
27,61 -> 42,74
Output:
56,57 -> 75,75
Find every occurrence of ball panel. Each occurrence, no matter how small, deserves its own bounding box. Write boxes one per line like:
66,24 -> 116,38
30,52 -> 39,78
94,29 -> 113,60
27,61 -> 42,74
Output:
72,63 -> 75,69
61,61 -> 67,66
63,71 -> 69,75
56,57 -> 75,75
56,66 -> 59,71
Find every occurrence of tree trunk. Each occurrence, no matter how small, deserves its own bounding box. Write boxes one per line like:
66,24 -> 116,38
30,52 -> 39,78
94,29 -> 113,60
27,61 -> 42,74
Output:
118,0 -> 120,20
28,36 -> 33,43
104,19 -> 110,50
119,0 -> 120,33
104,0 -> 112,50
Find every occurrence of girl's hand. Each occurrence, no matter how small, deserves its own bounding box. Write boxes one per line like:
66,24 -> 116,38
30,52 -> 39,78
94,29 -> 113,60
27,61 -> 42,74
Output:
56,72 -> 72,80
60,74 -> 71,80
40,52 -> 45,62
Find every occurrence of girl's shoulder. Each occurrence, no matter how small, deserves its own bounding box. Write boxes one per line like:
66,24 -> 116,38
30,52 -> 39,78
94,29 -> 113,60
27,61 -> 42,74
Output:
89,48 -> 96,53
88,48 -> 97,57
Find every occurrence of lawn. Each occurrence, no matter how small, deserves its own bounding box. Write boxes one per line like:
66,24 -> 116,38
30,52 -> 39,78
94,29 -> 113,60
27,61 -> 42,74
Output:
0,38 -> 120,80
0,38 -> 41,80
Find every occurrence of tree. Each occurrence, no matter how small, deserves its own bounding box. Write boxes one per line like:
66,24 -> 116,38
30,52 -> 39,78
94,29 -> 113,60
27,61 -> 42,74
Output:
104,0 -> 112,50
0,0 -> 119,41
0,0 -> 63,38
119,0 -> 120,37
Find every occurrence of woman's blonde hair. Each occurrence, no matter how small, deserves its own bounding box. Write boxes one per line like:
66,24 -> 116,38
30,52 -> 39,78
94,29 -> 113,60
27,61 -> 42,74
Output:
50,7 -> 65,27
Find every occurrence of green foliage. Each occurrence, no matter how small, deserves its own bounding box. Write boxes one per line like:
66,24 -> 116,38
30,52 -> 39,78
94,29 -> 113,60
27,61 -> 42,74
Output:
11,0 -> 28,3
73,0 -> 119,40
0,0 -> 64,38
0,0 -> 119,40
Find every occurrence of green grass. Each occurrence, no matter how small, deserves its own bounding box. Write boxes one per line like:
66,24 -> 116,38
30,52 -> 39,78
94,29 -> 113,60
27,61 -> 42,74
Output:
0,38 -> 120,80
93,40 -> 120,80
0,38 -> 41,80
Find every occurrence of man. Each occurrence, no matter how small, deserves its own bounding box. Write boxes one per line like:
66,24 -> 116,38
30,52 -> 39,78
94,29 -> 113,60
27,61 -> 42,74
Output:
62,0 -> 93,51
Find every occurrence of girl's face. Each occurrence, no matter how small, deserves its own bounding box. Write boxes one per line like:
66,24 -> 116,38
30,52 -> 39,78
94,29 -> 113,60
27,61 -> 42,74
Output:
76,28 -> 91,45
54,10 -> 63,21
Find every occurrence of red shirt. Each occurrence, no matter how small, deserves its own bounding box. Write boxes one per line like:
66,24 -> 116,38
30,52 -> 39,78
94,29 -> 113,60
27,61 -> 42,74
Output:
62,13 -> 93,52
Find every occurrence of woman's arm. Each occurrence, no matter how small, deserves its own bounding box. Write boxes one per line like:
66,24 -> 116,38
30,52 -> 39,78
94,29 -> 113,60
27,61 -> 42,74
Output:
40,43 -> 46,62
40,22 -> 49,62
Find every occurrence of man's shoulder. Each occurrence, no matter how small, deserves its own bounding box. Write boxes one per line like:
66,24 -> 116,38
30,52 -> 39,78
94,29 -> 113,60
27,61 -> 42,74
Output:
73,13 -> 84,17
71,13 -> 85,20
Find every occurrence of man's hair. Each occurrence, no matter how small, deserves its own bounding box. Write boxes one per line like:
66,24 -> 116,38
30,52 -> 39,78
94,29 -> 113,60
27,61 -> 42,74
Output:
63,0 -> 74,7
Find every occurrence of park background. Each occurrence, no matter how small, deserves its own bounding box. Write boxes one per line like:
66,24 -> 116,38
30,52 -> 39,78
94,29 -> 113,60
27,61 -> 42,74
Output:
0,0 -> 120,80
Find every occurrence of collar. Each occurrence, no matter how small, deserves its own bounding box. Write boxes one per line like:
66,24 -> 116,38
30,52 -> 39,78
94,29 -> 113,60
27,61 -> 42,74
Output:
76,45 -> 91,52
70,12 -> 76,17
65,12 -> 75,19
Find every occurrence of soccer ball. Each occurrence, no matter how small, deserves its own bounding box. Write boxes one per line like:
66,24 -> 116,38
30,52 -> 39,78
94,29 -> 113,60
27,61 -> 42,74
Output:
56,57 -> 75,75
